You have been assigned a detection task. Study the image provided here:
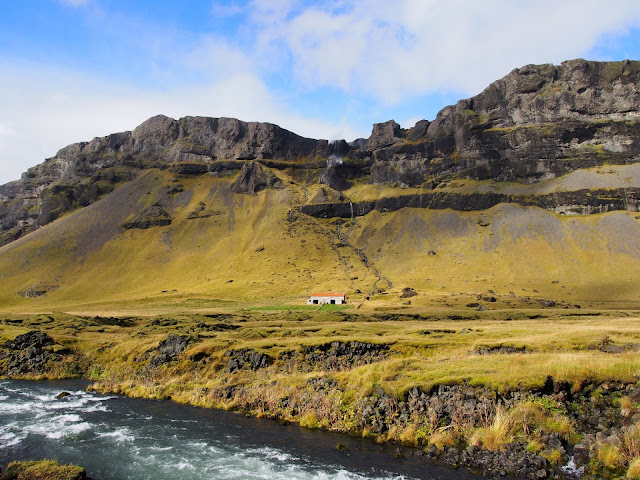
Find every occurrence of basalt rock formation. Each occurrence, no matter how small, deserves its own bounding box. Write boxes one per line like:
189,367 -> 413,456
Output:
358,59 -> 640,187
231,161 -> 284,195
1,59 -> 640,246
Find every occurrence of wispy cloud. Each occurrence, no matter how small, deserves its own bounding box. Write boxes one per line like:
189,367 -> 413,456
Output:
250,0 -> 640,102
56,0 -> 90,7
0,60 -> 357,184
210,1 -> 244,17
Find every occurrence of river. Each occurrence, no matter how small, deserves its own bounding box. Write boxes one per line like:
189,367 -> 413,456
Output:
0,380 -> 479,480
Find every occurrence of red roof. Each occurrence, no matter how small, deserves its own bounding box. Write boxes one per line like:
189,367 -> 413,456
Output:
310,292 -> 345,297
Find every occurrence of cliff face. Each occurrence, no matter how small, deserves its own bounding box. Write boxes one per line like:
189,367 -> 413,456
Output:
358,59 -> 640,187
1,59 -> 640,246
24,114 -> 329,183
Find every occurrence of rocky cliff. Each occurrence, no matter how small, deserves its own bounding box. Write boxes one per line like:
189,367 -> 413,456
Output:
1,59 -> 640,246
0,116 -> 331,245
351,59 -> 640,188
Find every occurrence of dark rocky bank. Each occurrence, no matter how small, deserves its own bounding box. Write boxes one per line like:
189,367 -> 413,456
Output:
3,329 -> 640,479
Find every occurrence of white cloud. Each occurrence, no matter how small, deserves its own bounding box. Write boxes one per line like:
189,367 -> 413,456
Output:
210,2 -> 244,17
251,0 -> 640,102
0,61 -> 358,185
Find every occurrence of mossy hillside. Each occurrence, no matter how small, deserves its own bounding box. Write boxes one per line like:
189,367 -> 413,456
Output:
0,169 -> 374,312
1,165 -> 640,314
343,204 -> 640,306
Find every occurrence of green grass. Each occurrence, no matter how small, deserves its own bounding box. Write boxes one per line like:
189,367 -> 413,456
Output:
248,303 -> 354,311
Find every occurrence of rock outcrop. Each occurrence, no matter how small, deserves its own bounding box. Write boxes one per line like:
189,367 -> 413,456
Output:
300,187 -> 640,218
224,348 -> 273,372
231,161 -> 284,195
0,331 -> 63,375
148,334 -> 192,367
121,203 -> 172,229
279,341 -> 389,372
0,116 -> 329,245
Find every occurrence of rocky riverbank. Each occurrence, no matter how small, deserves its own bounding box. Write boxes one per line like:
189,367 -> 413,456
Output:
3,323 -> 640,479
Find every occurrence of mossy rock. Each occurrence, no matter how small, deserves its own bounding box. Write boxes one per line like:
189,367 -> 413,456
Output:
121,203 -> 172,229
1,460 -> 86,480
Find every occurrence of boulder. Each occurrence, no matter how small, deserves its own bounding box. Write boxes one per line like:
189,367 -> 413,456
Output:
148,334 -> 191,367
121,204 -> 171,229
224,348 -> 273,372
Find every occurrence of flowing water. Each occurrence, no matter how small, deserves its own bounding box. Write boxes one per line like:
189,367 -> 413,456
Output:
0,380 -> 478,480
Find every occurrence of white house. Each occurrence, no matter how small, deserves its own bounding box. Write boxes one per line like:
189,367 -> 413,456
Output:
307,292 -> 346,305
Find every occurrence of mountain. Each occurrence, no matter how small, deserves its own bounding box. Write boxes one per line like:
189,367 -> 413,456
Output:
1,58 -> 640,311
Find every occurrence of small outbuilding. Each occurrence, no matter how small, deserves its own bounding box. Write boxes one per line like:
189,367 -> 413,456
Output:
307,292 -> 346,305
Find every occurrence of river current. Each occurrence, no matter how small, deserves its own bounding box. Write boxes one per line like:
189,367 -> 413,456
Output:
0,380 -> 477,480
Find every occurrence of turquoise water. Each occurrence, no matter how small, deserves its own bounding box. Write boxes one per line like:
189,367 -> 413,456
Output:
0,380 -> 476,480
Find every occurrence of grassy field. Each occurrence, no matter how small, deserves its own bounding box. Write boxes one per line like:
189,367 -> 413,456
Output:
3,304 -> 640,477
2,307 -> 640,394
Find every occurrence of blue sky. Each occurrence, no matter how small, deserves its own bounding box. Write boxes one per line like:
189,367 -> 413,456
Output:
1,0 -> 640,183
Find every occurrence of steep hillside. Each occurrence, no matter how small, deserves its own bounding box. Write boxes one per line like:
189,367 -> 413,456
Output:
0,167 -> 378,311
1,160 -> 640,311
2,59 -> 640,247
1,59 -> 640,311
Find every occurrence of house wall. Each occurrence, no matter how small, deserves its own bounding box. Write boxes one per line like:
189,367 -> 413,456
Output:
307,296 -> 345,305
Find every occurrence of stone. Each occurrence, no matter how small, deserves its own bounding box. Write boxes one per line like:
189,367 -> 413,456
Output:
1,331 -> 62,376
148,334 -> 192,367
400,287 -> 417,299
224,348 -> 273,372
364,120 -> 404,150
231,161 -> 284,195
121,204 -> 171,229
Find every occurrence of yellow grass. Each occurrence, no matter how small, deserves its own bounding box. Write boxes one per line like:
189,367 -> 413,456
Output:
598,444 -> 624,468
1,166 -> 640,313
627,457 -> 640,479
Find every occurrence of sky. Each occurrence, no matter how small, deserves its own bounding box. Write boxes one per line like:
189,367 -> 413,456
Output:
1,1 -> 640,184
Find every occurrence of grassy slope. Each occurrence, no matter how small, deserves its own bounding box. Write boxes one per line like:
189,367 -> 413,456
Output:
0,169 -> 373,313
344,204 -> 640,307
1,166 -> 640,313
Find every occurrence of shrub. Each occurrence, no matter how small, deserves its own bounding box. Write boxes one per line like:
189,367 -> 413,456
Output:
429,428 -> 456,451
597,444 -> 624,468
299,411 -> 320,429
623,422 -> 640,458
470,406 -> 511,450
